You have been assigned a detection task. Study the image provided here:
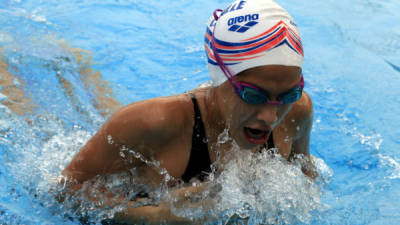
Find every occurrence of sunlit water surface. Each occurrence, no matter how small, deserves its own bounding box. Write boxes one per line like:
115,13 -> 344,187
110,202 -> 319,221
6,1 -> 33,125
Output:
0,0 -> 400,224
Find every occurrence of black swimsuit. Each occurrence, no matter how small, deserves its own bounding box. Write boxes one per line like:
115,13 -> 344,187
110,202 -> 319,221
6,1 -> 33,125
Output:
181,93 -> 212,183
181,93 -> 275,183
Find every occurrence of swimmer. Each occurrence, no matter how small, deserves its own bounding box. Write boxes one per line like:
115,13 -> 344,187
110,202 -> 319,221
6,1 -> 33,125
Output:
0,52 -> 33,115
0,45 -> 121,118
62,0 -> 316,224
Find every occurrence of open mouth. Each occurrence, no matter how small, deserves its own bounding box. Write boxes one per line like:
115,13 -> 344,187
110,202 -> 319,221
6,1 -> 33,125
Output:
243,127 -> 270,145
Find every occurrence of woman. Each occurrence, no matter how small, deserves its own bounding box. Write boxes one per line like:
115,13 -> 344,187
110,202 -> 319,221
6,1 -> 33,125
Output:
62,0 -> 315,223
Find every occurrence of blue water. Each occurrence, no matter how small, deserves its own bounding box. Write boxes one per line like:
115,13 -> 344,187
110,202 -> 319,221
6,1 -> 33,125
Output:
1,0 -> 400,224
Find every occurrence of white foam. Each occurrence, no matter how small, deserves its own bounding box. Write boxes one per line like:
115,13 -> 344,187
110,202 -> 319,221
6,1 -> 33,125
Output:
378,154 -> 400,179
30,13 -> 48,24
184,45 -> 203,53
313,155 -> 334,181
167,146 -> 325,224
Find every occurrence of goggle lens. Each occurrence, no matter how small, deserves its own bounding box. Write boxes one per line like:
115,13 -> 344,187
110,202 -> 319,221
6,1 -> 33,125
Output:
280,86 -> 303,104
240,86 -> 269,104
237,84 -> 303,105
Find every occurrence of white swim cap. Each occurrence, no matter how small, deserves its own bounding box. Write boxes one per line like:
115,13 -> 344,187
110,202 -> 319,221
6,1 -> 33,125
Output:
204,0 -> 304,85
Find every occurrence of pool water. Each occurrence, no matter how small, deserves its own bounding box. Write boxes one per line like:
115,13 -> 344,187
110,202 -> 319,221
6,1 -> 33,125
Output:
1,0 -> 400,224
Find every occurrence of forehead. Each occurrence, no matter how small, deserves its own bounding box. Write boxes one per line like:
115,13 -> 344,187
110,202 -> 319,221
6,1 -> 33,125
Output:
236,65 -> 302,92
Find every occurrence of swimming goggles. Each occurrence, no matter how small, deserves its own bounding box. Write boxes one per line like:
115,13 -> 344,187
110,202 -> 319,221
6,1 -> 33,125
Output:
211,9 -> 304,105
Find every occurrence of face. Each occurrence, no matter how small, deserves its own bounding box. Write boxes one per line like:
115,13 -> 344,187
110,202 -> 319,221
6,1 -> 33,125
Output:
218,65 -> 302,149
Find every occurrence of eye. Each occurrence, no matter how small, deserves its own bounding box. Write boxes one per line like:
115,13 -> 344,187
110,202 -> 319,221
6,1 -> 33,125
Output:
241,87 -> 269,104
279,86 -> 303,104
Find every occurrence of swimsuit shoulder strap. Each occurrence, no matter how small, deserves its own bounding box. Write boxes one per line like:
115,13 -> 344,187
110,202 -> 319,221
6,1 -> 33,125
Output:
181,93 -> 212,183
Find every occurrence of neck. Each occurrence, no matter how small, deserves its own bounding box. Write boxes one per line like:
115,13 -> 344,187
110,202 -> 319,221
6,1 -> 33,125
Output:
202,87 -> 225,135
198,85 -> 234,162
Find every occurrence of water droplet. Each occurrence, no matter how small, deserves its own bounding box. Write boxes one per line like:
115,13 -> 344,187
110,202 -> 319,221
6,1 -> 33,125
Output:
119,151 -> 125,158
284,136 -> 290,142
217,128 -> 231,145
107,135 -> 114,144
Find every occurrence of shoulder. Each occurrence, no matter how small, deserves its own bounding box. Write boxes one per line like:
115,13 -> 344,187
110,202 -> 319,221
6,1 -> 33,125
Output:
283,91 -> 313,139
102,94 -> 194,148
291,91 -> 313,120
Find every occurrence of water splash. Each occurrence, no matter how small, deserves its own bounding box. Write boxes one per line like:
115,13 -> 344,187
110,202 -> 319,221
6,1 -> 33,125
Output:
38,135 -> 327,225
379,154 -> 400,179
166,146 -> 326,225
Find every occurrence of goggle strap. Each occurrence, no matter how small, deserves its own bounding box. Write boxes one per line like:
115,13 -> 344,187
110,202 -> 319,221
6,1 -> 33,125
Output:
299,75 -> 305,88
211,9 -> 241,88
211,9 -> 303,106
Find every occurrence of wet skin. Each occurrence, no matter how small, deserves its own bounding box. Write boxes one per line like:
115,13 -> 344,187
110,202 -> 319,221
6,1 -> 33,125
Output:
62,65 -> 314,224
213,65 -> 303,151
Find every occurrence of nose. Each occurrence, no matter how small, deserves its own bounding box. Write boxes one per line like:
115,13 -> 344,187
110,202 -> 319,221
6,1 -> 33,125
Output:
255,104 -> 278,125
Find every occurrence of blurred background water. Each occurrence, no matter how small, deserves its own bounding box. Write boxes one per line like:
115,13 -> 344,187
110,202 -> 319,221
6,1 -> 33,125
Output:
0,0 -> 399,224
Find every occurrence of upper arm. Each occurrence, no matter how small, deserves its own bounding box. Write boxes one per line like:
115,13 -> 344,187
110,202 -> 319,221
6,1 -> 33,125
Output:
290,92 -> 317,178
62,110 -> 143,183
291,92 -> 313,156
62,98 -> 184,183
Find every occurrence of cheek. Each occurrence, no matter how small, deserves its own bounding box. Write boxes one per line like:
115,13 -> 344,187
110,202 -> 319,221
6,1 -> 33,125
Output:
277,104 -> 293,119
227,101 -> 252,126
221,95 -> 241,125
232,104 -> 259,128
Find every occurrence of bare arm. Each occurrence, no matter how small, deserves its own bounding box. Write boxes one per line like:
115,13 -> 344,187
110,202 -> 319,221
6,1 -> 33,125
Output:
291,92 -> 318,178
62,97 -> 183,182
61,96 -> 199,223
115,184 -> 208,225
115,202 -> 190,225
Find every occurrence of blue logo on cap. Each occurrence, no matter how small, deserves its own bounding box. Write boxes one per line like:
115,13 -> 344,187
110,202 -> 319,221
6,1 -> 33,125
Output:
228,14 -> 259,33
220,0 -> 247,17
